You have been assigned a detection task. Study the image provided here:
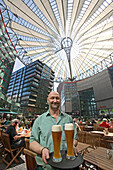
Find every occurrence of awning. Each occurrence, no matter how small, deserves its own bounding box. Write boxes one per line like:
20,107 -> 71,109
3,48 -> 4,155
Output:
0,107 -> 10,111
0,111 -> 18,115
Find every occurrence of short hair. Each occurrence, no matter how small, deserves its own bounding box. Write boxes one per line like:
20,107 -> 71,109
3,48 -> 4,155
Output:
11,119 -> 19,123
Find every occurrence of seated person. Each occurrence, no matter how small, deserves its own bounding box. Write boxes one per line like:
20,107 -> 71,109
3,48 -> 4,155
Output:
4,118 -> 11,125
99,118 -> 110,128
109,118 -> 113,128
6,119 -> 26,149
91,118 -> 97,126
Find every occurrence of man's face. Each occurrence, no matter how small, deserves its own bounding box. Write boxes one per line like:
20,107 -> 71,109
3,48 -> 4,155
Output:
47,92 -> 61,111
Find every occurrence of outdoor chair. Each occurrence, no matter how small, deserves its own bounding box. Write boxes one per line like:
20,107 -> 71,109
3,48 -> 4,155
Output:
100,138 -> 113,149
25,138 -> 30,149
93,123 -> 99,131
24,148 -> 37,170
85,132 -> 101,152
0,128 -> 2,146
0,128 -> 4,156
97,126 -> 105,131
78,131 -> 86,143
0,132 -> 24,170
109,127 -> 113,133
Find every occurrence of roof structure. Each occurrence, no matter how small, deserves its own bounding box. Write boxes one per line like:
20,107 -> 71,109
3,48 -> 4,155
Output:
2,0 -> 113,81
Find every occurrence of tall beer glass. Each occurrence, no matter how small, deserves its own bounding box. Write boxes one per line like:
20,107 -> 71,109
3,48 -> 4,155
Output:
52,125 -> 62,162
65,123 -> 76,160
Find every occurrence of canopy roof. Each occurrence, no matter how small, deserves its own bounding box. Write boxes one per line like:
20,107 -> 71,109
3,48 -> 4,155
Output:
3,0 -> 113,81
0,111 -> 18,115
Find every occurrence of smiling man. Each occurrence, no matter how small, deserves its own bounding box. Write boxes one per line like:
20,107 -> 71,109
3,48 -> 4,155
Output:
30,91 -> 78,170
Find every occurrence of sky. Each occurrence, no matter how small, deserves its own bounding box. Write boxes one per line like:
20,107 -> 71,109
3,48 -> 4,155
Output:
13,58 -> 59,91
13,58 -> 25,72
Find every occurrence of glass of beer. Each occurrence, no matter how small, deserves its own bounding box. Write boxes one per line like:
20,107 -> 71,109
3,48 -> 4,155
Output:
52,125 -> 62,163
65,123 -> 76,160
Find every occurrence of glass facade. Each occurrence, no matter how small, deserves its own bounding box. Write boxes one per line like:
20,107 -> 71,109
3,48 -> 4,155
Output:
0,8 -> 17,94
60,82 -> 97,118
7,60 -> 54,116
0,2 -> 20,112
79,88 -> 97,118
61,82 -> 80,114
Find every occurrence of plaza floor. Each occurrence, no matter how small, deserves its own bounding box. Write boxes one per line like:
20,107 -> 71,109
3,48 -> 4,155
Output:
0,154 -> 26,170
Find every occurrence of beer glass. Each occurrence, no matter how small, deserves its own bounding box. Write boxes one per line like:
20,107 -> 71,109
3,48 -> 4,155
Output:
65,123 -> 76,160
52,125 -> 62,162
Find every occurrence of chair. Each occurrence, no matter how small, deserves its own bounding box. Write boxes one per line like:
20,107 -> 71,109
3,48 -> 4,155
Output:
100,138 -> 113,149
93,123 -> 99,131
109,127 -> 113,133
78,131 -> 86,143
0,128 -> 2,145
24,148 -> 37,170
25,138 -> 30,149
97,126 -> 105,131
86,132 -> 101,149
0,132 -> 24,170
0,128 -> 4,156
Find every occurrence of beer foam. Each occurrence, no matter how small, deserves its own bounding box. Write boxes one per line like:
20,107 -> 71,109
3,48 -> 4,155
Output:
65,123 -> 74,130
52,125 -> 62,132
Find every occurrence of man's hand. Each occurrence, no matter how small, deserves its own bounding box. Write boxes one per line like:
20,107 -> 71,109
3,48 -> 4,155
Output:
73,146 -> 78,156
42,147 -> 49,164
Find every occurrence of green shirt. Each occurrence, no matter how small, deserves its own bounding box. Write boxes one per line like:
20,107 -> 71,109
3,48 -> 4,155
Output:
30,110 -> 78,170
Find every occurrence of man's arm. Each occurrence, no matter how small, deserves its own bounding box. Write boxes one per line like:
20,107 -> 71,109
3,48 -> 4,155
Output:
73,139 -> 78,156
30,141 -> 43,154
30,141 -> 49,164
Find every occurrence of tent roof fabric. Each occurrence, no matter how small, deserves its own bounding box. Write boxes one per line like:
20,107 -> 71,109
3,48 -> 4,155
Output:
2,0 -> 113,81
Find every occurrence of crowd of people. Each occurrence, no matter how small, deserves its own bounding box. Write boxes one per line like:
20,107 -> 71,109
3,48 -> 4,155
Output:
0,91 -> 113,170
73,116 -> 113,129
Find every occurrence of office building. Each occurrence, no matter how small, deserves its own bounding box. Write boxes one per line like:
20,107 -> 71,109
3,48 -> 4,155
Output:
7,60 -> 54,116
58,66 -> 113,118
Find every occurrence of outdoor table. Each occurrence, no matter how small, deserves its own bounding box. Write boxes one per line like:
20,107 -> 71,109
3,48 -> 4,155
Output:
18,129 -> 31,138
83,147 -> 113,170
104,132 -> 113,137
103,132 -> 113,141
90,131 -> 104,135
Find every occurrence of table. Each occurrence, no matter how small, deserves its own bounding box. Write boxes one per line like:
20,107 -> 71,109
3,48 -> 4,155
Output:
84,147 -> 113,170
0,125 -> 9,131
104,132 -> 113,137
91,131 -> 104,135
91,131 -> 113,135
91,131 -> 113,138
77,142 -> 91,154
18,130 -> 31,138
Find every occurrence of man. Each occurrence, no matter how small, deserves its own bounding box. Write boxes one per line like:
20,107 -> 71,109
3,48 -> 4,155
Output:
99,118 -> 110,128
6,119 -> 26,149
30,91 -> 78,170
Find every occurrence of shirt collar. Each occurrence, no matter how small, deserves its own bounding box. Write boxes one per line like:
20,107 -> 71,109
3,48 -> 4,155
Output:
45,110 -> 64,117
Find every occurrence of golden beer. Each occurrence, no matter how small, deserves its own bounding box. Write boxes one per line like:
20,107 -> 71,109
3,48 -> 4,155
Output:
65,123 -> 75,160
52,125 -> 62,162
